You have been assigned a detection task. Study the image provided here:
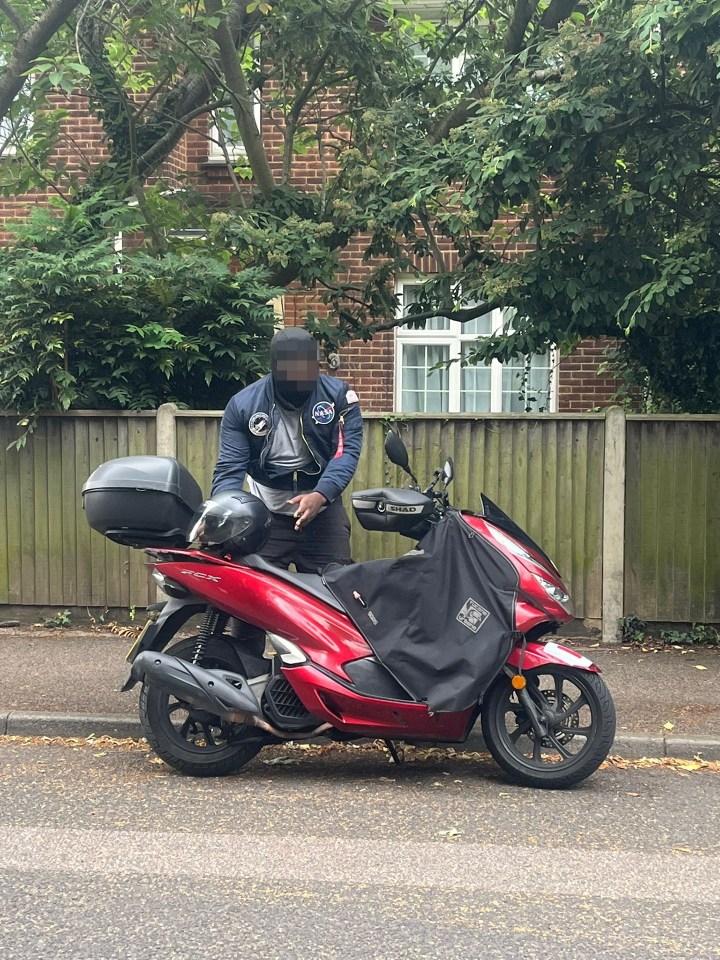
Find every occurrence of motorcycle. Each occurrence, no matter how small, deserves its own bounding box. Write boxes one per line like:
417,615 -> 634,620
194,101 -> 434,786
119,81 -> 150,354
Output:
82,429 -> 616,789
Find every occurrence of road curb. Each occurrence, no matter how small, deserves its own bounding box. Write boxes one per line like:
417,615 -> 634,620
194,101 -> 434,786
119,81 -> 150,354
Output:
4,712 -> 143,740
461,728 -> 720,761
3,711 -> 720,761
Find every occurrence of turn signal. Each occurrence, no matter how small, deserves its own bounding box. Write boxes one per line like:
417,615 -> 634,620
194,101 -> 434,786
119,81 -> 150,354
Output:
511,675 -> 527,690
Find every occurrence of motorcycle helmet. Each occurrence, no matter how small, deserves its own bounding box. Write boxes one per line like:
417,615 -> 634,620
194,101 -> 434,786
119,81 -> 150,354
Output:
188,490 -> 272,555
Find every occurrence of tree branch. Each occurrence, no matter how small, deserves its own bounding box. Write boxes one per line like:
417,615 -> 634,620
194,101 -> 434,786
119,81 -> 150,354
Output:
505,0 -> 539,56
370,300 -> 499,334
205,0 -> 275,197
423,0 -> 486,79
430,0 -> 581,144
417,207 -> 447,274
428,91 -> 484,144
0,0 -> 87,122
539,0 -> 580,31
0,0 -> 25,33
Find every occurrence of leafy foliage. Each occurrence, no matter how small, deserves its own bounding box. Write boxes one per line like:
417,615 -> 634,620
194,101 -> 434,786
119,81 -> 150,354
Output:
620,615 -> 720,648
0,196 -> 278,427
39,609 -> 72,628
2,1 -> 720,411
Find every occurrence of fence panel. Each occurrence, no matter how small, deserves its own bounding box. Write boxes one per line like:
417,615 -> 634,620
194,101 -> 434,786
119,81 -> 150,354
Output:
349,416 -> 605,620
1,411 -> 606,618
625,417 -> 720,622
176,412 -> 222,498
0,413 -> 157,608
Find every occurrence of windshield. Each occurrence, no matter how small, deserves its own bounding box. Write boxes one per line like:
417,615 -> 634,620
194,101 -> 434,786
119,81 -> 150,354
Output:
479,494 -> 558,574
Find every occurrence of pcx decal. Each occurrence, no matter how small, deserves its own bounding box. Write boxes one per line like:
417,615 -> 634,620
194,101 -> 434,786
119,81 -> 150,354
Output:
180,570 -> 222,582
456,598 -> 490,634
312,401 -> 335,425
248,412 -> 271,436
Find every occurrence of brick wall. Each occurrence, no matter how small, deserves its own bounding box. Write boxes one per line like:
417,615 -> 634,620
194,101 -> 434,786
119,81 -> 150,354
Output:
558,339 -> 622,413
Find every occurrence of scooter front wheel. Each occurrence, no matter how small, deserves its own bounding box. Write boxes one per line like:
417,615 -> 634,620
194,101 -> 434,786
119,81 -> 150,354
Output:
480,665 -> 616,789
139,635 -> 264,777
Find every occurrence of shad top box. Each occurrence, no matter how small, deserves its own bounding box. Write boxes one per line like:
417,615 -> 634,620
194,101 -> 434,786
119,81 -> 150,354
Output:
83,456 -> 203,548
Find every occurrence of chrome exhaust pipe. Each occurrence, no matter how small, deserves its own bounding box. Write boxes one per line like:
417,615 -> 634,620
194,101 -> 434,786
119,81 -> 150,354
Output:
226,712 -> 333,740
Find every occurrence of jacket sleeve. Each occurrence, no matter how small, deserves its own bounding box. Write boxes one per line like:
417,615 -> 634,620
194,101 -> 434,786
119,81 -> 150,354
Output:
314,398 -> 363,503
211,399 -> 250,496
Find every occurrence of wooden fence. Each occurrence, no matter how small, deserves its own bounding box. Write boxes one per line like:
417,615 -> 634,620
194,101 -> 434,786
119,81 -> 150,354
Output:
1,408 -> 718,637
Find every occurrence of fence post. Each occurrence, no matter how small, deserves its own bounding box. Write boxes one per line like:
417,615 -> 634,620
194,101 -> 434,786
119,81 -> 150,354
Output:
155,404 -> 179,603
602,406 -> 626,644
156,403 -> 178,459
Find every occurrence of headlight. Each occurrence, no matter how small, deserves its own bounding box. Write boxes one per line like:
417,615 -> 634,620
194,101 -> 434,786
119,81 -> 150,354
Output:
534,574 -> 572,609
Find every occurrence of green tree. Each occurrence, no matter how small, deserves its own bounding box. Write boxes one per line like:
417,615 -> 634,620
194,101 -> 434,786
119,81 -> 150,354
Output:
0,196 -> 278,428
333,0 -> 720,411
2,1 -> 718,412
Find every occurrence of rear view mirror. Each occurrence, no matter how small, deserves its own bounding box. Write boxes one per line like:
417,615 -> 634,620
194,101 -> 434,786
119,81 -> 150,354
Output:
384,430 -> 410,472
443,458 -> 454,485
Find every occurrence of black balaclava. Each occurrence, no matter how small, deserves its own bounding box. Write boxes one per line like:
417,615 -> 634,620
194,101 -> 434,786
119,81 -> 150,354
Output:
270,327 -> 320,409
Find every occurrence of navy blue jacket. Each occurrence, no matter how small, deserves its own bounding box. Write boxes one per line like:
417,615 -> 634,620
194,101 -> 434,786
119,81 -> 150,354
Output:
211,374 -> 363,503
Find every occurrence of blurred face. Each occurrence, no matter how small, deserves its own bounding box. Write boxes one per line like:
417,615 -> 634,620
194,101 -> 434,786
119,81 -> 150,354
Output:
273,350 -> 319,392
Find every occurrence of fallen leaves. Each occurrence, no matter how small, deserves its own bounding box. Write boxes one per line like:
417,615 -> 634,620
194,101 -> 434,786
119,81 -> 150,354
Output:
0,734 -> 150,752
602,755 -> 720,774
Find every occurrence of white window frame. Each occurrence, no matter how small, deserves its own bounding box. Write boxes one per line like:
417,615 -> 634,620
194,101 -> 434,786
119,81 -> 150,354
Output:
207,96 -> 262,163
0,115 -> 17,157
394,278 -> 557,414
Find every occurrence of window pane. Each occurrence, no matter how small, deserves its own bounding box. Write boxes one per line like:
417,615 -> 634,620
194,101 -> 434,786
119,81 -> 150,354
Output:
401,344 -> 449,413
462,310 -> 495,336
401,284 -> 450,331
211,108 -> 244,154
501,352 -> 552,413
460,343 -> 492,412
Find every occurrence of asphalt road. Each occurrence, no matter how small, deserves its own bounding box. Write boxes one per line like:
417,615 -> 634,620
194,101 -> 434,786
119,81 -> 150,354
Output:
0,737 -> 718,960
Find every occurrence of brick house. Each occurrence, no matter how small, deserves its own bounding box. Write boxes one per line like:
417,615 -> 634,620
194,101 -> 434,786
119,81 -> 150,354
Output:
0,82 -> 622,415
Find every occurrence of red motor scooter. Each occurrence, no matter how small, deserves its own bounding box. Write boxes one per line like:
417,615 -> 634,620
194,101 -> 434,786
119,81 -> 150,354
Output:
83,430 -> 615,789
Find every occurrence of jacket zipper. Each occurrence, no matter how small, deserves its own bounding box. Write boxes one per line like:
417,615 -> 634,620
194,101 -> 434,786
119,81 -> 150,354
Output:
259,403 -> 276,469
299,414 -> 322,480
334,413 -> 346,459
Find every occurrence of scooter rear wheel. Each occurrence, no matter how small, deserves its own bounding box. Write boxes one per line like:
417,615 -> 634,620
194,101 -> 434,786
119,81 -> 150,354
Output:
480,665 -> 616,789
139,635 -> 264,777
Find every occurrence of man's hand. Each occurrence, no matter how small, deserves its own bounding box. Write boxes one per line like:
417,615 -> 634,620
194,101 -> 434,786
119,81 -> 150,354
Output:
288,491 -> 327,531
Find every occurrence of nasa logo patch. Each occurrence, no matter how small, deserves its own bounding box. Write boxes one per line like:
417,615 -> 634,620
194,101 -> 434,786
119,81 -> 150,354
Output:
248,412 -> 271,436
312,401 -> 335,425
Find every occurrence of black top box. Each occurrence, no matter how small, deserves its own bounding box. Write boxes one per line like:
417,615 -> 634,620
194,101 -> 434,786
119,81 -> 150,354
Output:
82,456 -> 204,548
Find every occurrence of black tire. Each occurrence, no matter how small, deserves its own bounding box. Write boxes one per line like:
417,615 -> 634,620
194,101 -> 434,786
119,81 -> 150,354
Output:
138,635 -> 264,777
480,665 -> 616,789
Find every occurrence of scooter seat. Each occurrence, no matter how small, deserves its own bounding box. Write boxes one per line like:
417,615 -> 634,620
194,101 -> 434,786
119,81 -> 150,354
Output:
242,554 -> 347,613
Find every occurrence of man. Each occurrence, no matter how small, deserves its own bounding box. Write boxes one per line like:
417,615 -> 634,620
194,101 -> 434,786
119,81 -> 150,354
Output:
211,326 -> 363,573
